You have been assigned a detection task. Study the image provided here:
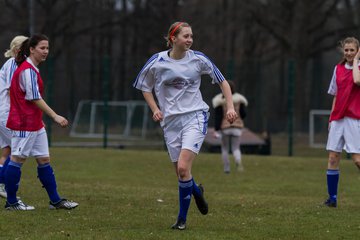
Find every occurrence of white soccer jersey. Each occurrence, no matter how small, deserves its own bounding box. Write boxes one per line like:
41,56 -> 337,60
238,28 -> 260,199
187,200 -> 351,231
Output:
327,66 -> 338,96
20,58 -> 42,101
0,57 -> 17,123
133,50 -> 225,126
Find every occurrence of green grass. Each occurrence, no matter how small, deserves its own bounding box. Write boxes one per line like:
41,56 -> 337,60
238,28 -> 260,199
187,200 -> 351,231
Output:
1,148 -> 360,239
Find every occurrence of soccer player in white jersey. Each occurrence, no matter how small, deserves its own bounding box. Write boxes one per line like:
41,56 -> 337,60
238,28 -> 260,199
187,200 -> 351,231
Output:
324,37 -> 360,208
0,35 -> 28,198
4,34 -> 78,210
133,22 -> 237,230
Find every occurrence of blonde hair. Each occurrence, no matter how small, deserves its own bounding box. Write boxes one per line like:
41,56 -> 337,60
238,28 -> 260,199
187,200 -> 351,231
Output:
4,35 -> 28,58
165,22 -> 191,48
338,37 -> 360,65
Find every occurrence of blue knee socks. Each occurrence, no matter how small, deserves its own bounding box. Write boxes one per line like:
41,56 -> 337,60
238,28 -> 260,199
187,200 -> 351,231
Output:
178,179 -> 193,222
0,156 -> 11,184
37,163 -> 61,203
327,169 -> 339,201
4,160 -> 22,204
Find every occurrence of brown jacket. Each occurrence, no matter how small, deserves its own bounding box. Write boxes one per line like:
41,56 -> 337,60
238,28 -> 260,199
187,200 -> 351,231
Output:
212,93 -> 248,130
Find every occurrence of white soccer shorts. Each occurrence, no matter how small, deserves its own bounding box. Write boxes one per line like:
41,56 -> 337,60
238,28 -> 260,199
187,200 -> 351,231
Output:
222,128 -> 242,137
163,110 -> 209,162
326,117 -> 360,153
0,120 -> 11,148
11,127 -> 50,158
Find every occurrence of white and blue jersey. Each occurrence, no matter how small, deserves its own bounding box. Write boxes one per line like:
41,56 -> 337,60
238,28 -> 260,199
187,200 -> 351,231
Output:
20,58 -> 42,101
0,58 -> 17,147
0,57 -> 17,123
133,50 -> 225,126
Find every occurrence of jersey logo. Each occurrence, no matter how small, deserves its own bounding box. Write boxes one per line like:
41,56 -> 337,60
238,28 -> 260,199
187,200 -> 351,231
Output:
164,78 -> 195,89
194,143 -> 199,149
159,57 -> 166,62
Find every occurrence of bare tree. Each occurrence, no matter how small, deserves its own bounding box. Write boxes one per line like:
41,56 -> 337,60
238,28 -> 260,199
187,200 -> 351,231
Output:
1,0 -> 360,133
245,0 -> 360,130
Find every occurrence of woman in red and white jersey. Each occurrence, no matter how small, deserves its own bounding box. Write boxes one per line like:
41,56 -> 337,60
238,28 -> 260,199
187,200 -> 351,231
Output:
324,37 -> 360,208
4,34 -> 78,211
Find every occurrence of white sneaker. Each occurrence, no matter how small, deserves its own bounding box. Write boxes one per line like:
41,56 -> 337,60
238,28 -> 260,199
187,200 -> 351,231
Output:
5,199 -> 35,211
0,183 -> 7,198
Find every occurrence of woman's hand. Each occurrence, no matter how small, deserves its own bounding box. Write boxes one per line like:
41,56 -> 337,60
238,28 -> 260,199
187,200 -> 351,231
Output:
353,48 -> 360,85
355,48 -> 360,61
226,109 -> 237,124
53,114 -> 68,128
152,109 -> 163,122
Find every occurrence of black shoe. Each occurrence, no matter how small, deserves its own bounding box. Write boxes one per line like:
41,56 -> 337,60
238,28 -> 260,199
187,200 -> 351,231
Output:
324,198 -> 337,208
194,184 -> 208,215
171,219 -> 186,230
49,198 -> 79,210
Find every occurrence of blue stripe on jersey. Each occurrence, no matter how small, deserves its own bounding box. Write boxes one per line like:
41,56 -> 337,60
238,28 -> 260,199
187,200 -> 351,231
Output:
133,53 -> 159,88
30,69 -> 39,99
9,59 -> 17,84
194,51 -> 225,82
0,67 -> 5,83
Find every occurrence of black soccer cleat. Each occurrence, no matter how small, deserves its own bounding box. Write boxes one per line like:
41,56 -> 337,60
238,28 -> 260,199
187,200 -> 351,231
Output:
194,184 -> 208,215
171,219 -> 186,230
49,198 -> 79,210
324,198 -> 337,208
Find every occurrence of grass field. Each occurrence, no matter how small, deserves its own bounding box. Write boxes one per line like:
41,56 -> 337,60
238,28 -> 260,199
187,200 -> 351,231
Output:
1,147 -> 360,239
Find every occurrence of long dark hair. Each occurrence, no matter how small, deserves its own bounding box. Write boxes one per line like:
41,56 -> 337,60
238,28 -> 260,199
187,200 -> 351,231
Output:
15,34 -> 49,65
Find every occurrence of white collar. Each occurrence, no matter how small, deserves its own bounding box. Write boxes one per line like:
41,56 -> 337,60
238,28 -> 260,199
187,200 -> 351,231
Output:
345,62 -> 360,69
26,58 -> 39,72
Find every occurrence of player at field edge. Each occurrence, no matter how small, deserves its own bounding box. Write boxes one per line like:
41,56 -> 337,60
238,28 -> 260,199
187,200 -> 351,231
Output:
324,37 -> 360,208
3,34 -> 78,210
133,21 -> 237,230
212,80 -> 248,173
0,36 -> 28,198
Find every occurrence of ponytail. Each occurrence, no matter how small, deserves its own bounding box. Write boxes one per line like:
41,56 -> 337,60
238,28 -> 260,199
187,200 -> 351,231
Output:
15,38 -> 30,66
14,34 -> 49,66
